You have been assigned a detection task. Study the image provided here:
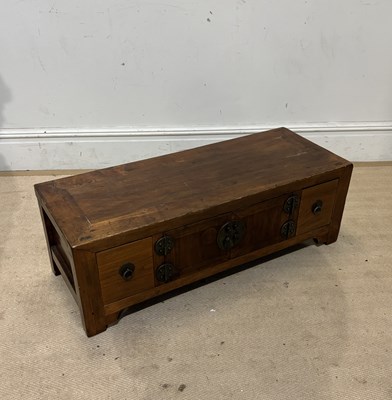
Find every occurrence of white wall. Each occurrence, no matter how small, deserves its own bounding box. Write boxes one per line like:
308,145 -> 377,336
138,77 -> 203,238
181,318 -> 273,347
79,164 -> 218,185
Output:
1,0 -> 391,170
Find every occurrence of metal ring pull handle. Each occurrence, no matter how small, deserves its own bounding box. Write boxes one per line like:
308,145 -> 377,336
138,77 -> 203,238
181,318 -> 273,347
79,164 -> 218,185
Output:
119,263 -> 135,281
312,200 -> 323,215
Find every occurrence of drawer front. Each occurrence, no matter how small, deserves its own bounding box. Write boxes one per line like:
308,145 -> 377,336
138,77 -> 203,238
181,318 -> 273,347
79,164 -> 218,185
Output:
297,179 -> 339,235
97,237 -> 154,304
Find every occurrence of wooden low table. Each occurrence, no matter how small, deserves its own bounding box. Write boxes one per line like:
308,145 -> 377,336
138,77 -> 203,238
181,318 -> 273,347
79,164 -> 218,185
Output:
35,128 -> 353,337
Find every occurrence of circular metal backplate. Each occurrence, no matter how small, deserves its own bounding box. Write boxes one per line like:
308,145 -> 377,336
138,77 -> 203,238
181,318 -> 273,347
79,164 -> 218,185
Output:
283,195 -> 299,214
217,220 -> 246,251
156,263 -> 176,283
154,236 -> 175,256
280,220 -> 296,239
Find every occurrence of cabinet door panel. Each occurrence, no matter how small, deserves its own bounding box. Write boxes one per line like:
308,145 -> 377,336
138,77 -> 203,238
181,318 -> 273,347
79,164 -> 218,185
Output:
163,213 -> 231,280
231,194 -> 298,258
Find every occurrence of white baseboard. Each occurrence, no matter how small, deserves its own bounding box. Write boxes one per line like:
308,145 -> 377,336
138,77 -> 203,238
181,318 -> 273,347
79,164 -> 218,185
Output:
0,123 -> 391,170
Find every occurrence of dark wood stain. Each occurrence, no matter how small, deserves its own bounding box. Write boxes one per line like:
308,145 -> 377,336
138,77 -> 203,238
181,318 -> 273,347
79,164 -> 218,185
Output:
35,128 -> 350,250
35,128 -> 353,336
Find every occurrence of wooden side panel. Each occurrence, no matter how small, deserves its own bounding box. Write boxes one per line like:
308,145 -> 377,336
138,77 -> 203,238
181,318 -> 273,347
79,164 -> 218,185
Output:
326,164 -> 353,244
38,203 -> 75,289
72,249 -> 107,337
297,179 -> 339,235
37,205 -> 60,276
96,238 -> 154,304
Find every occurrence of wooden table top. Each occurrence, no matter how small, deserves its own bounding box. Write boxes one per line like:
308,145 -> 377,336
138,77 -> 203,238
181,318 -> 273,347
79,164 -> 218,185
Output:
35,128 -> 351,250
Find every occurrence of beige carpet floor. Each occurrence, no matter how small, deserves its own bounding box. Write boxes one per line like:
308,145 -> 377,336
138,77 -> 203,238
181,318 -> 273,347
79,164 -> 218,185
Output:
0,166 -> 391,400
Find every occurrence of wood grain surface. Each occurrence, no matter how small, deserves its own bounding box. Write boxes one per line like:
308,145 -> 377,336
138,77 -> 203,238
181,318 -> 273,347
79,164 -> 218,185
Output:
34,128 -> 351,250
34,127 -> 353,336
97,237 -> 154,304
